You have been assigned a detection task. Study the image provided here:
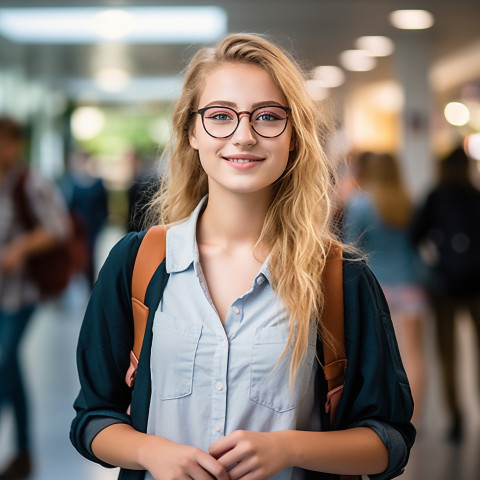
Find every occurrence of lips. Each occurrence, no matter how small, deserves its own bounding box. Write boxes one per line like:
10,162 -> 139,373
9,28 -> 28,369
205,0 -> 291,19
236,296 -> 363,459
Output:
223,154 -> 264,163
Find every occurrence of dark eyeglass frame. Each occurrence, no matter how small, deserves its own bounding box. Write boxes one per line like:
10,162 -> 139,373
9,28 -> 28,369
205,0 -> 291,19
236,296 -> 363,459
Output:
195,105 -> 291,139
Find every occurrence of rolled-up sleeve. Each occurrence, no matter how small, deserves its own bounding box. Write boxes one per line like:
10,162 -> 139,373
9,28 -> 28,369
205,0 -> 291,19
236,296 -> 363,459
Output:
70,231 -> 144,466
352,419 -> 409,479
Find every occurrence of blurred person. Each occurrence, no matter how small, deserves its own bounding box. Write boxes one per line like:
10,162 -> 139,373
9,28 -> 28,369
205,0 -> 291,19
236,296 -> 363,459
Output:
0,116 -> 70,478
334,150 -> 375,236
411,146 -> 480,441
71,34 -> 414,480
343,152 -> 428,427
61,151 -> 109,288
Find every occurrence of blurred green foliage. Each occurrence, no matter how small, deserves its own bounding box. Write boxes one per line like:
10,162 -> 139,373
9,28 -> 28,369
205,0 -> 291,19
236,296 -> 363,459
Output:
75,106 -> 171,158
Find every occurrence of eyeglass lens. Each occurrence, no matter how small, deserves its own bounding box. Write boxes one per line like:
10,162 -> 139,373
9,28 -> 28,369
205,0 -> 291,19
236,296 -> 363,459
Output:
200,106 -> 289,138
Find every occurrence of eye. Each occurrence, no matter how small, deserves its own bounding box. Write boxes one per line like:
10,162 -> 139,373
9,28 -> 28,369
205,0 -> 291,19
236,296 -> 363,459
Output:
205,108 -> 235,121
253,107 -> 286,122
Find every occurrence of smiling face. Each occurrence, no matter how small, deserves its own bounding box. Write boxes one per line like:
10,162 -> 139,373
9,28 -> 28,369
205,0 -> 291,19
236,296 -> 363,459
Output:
189,62 -> 293,198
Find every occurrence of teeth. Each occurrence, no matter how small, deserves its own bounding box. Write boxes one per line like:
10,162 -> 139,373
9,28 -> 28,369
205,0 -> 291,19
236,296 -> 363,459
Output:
228,158 -> 256,163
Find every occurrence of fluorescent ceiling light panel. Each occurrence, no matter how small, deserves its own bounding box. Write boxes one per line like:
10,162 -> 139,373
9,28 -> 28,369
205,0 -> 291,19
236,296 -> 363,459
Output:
389,10 -> 434,30
0,7 -> 227,43
355,36 -> 394,57
312,66 -> 345,88
339,50 -> 377,72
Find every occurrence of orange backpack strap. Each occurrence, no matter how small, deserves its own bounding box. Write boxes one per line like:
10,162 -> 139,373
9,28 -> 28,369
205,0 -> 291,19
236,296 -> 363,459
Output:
322,246 -> 347,424
322,248 -> 360,480
125,225 -> 167,387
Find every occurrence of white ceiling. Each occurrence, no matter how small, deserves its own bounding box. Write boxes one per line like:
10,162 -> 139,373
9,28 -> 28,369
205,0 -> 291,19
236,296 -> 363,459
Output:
0,0 -> 479,103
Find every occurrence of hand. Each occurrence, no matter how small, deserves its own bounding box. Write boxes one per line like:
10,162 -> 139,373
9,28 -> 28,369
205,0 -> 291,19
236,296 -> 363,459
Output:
141,437 -> 230,480
209,430 -> 290,480
0,244 -> 26,274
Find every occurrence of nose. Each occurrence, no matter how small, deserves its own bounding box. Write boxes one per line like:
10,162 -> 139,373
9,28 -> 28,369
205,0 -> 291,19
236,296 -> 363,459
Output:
232,112 -> 257,145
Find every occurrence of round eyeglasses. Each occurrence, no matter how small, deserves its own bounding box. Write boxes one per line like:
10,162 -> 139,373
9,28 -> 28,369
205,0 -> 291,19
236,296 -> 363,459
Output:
195,105 -> 291,139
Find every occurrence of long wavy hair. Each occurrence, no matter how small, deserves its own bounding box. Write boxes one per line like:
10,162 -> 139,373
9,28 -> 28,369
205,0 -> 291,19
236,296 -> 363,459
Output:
147,33 -> 343,381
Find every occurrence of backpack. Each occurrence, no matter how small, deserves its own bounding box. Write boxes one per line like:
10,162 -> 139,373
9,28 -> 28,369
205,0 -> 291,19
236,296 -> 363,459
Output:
13,168 -> 88,299
125,226 -> 358,480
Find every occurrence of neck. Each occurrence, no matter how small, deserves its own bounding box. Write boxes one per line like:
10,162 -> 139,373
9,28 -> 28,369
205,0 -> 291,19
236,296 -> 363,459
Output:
198,187 -> 272,252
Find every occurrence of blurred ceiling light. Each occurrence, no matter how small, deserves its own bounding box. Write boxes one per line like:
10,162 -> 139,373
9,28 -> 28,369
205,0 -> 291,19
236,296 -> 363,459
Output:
389,10 -> 435,30
92,10 -> 138,40
369,81 -> 404,112
444,102 -> 470,126
0,6 -> 227,43
71,106 -> 105,140
312,66 -> 345,88
94,68 -> 130,92
305,80 -> 329,101
465,133 -> 480,161
339,50 -> 377,72
468,103 -> 480,130
355,36 -> 395,57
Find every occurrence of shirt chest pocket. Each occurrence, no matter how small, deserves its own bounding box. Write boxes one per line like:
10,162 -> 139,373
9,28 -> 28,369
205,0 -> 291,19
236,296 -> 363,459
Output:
151,312 -> 202,400
250,324 -> 316,413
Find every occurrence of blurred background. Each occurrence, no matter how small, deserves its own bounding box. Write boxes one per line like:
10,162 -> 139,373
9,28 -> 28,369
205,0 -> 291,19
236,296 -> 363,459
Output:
0,1 -> 479,479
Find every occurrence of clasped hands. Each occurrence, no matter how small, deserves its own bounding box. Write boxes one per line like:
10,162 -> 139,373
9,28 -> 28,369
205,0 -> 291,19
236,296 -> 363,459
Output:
146,430 -> 289,480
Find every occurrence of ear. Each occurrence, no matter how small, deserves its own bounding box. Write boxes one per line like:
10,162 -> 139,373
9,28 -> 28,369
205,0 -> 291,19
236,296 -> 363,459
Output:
189,126 -> 199,150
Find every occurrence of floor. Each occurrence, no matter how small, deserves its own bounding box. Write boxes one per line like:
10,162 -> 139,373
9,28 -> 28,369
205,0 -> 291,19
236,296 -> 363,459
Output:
0,226 -> 479,480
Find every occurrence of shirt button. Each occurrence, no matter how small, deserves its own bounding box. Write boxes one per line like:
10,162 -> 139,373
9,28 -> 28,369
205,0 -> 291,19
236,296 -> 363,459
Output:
232,306 -> 240,315
215,424 -> 221,433
216,381 -> 224,391
256,276 -> 265,285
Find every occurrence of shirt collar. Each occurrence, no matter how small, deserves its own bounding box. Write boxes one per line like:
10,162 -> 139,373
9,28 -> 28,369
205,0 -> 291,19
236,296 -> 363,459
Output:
166,195 -> 208,274
165,194 -> 271,285
258,256 -> 271,284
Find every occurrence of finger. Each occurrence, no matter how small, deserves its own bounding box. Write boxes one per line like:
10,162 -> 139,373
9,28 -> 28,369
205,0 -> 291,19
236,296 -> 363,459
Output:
186,464 -> 216,480
209,434 -> 237,458
214,448 -> 242,471
225,458 -> 255,480
196,454 -> 230,480
210,446 -> 233,460
232,471 -> 259,480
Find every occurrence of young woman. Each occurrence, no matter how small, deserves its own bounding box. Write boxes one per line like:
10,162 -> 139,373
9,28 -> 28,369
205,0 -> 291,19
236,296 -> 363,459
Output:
70,34 -> 415,480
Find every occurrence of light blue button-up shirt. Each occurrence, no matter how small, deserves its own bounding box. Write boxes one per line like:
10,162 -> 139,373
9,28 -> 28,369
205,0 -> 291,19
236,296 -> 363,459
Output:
145,197 -> 320,480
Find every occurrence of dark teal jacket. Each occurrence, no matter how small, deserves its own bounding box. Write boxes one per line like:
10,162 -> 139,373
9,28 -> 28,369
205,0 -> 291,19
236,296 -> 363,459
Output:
70,232 -> 415,480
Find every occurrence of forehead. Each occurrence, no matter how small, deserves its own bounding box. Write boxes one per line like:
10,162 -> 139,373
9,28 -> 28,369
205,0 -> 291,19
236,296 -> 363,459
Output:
197,62 -> 287,107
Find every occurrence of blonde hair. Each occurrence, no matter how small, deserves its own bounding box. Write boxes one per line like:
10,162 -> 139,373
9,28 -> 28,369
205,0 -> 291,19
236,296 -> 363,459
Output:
365,153 -> 412,228
147,33 -> 342,381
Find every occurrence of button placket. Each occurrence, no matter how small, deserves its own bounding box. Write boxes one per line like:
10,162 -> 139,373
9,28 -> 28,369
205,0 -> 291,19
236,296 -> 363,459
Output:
209,333 -> 229,442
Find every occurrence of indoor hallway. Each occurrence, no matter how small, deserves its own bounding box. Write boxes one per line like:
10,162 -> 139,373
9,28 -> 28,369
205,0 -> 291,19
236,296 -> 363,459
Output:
0,226 -> 479,480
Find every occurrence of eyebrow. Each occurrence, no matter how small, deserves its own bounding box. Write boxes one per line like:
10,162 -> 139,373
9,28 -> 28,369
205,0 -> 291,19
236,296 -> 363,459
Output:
202,100 -> 287,109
